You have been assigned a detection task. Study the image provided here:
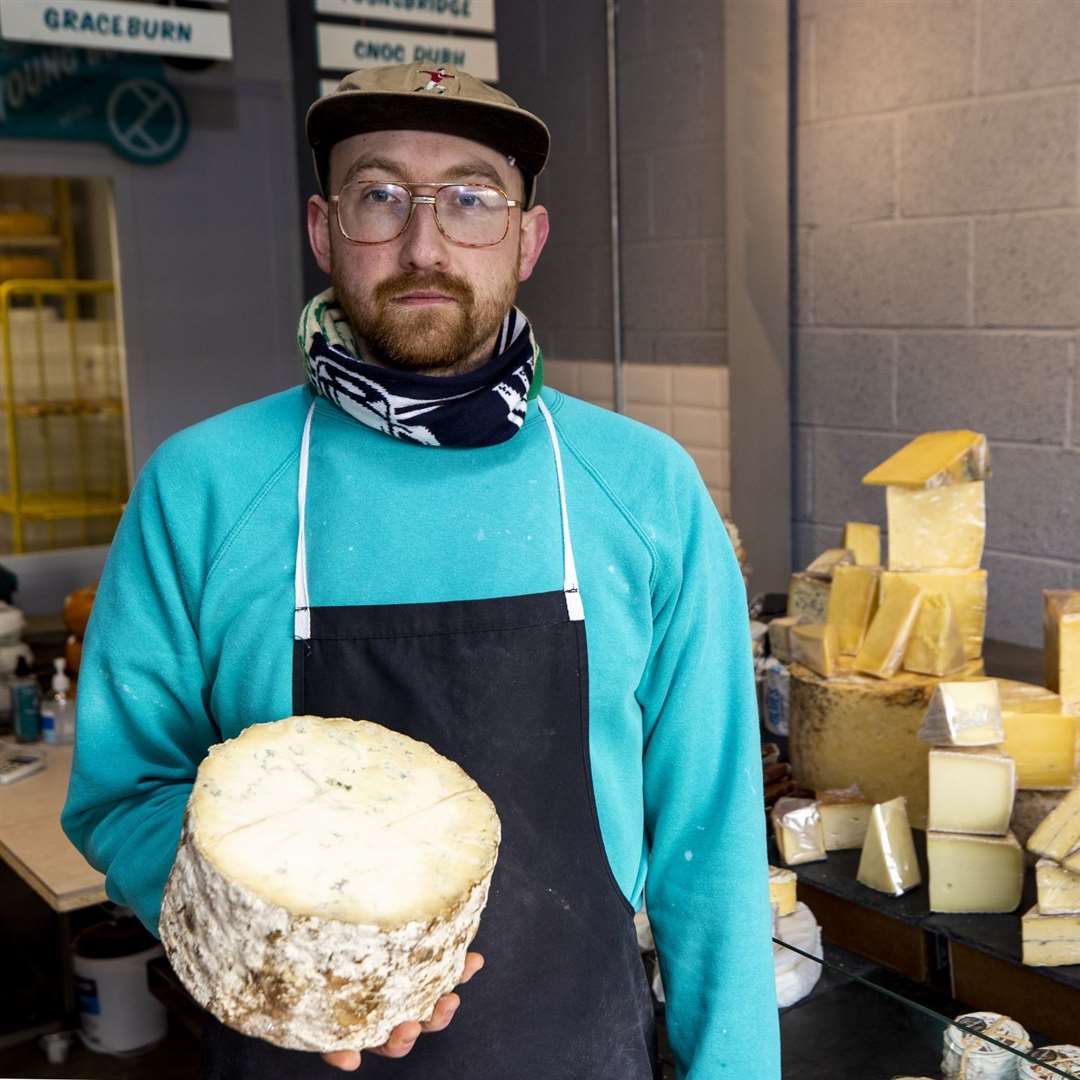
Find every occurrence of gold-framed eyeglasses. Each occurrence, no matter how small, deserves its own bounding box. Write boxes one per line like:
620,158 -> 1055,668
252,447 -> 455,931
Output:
330,179 -> 521,248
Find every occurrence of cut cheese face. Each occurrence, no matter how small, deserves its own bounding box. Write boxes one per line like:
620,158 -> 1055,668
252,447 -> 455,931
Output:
887,482 -> 986,573
1036,858 -> 1080,916
927,748 -> 1015,836
771,797 -> 827,866
789,623 -> 838,678
805,548 -> 855,580
927,832 -> 1022,914
817,788 -> 872,850
1022,905 -> 1080,967
857,797 -> 921,896
159,716 -> 501,1053
768,615 -> 805,664
918,679 -> 1003,746
862,430 -> 989,489
787,572 -> 831,623
999,686 -> 1077,790
1043,590 -> 1080,694
826,565 -> 881,655
842,521 -> 881,567
1029,785 -> 1080,862
854,575 -> 924,679
768,865 -> 797,917
903,592 -> 967,677
1062,609 -> 1080,716
881,570 -> 987,661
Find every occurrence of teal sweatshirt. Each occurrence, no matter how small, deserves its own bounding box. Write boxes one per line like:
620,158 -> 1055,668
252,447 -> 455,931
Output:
61,384 -> 780,1078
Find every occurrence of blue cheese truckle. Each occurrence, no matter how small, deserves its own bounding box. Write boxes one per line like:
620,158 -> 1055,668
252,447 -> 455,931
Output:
159,715 -> 500,1051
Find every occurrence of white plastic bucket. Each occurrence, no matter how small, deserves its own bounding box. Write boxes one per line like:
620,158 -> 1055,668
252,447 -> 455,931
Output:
73,920 -> 168,1055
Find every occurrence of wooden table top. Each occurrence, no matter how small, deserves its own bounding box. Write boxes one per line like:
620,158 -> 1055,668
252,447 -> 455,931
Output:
0,738 -> 106,912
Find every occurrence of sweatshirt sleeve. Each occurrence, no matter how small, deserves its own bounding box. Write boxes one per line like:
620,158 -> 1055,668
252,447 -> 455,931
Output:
61,446 -> 220,938
639,457 -> 780,1079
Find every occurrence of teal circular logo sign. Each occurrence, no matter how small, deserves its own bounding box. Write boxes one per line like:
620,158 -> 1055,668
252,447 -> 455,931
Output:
106,77 -> 187,164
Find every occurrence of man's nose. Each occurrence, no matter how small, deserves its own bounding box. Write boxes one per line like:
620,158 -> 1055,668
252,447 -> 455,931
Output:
398,198 -> 450,271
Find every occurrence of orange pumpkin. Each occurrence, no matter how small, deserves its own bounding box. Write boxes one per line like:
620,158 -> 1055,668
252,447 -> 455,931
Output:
63,584 -> 97,638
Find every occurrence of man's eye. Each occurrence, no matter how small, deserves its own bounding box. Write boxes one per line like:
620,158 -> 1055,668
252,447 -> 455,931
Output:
363,186 -> 399,204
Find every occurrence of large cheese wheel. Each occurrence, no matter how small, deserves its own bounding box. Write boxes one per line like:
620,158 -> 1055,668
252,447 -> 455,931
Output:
789,657 -> 983,829
159,716 -> 501,1051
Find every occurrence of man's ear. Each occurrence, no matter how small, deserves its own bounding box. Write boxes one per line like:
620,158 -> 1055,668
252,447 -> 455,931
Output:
517,205 -> 550,283
307,195 -> 332,275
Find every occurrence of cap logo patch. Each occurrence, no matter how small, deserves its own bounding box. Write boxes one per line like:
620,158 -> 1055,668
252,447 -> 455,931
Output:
416,68 -> 454,94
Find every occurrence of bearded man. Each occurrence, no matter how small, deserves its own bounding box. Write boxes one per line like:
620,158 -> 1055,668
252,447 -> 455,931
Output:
63,63 -> 779,1079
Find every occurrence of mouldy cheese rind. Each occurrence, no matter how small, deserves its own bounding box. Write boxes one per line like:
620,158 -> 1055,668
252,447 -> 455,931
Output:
159,716 -> 501,1051
862,430 -> 989,489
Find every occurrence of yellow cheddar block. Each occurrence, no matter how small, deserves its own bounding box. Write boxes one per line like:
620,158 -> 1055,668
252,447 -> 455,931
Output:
826,565 -> 881,655
1029,786 -> 1080,862
999,682 -> 1077,790
862,430 -> 989,489
881,571 -> 987,661
789,623 -> 838,678
854,576 -> 924,679
805,548 -> 855,580
1061,609 -> 1080,716
843,522 -> 881,567
768,866 -> 797,917
1043,589 -> 1080,695
903,592 -> 967,677
886,482 -> 986,572
1022,905 -> 1080,967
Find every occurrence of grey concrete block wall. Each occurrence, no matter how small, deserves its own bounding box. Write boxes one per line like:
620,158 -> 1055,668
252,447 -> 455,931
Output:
794,0 -> 1080,647
497,0 -> 726,367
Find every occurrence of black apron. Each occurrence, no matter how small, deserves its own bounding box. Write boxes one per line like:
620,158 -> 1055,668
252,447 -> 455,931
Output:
202,398 -> 658,1079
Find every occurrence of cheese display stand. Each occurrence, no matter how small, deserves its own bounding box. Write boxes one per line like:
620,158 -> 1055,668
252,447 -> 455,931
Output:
767,430 -> 1080,1074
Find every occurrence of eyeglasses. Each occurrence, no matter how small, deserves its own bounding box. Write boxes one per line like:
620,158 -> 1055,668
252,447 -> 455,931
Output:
330,179 -> 522,248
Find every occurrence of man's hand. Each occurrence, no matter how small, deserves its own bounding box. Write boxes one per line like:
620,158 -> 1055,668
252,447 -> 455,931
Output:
321,951 -> 484,1072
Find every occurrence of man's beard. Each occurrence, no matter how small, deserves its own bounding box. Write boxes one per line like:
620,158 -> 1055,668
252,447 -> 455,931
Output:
332,264 -> 518,375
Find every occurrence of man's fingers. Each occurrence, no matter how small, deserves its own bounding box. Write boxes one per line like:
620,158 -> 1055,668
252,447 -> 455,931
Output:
420,992 -> 460,1033
369,1020 -> 423,1058
458,951 -> 484,985
320,1050 -> 361,1071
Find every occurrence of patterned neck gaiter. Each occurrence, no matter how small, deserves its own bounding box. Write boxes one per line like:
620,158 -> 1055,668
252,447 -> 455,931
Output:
298,287 -> 544,448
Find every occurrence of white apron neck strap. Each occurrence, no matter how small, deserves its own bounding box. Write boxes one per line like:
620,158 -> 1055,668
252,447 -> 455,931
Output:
294,400 -> 317,640
536,397 -> 584,622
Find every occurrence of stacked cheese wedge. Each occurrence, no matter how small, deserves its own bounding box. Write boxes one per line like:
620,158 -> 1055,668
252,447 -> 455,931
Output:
160,716 -> 501,1051
1023,787 -> 1080,966
917,681 -> 1024,913
767,866 -> 824,1007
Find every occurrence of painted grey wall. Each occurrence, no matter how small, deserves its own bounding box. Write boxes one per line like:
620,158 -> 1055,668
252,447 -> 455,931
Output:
793,0 -> 1080,647
0,0 -> 305,477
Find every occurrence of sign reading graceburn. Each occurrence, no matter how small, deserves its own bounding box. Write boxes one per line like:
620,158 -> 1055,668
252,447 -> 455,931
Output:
314,0 -> 495,34
316,21 -> 496,81
0,0 -> 232,60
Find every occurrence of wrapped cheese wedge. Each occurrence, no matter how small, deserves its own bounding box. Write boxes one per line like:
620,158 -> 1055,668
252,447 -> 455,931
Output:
918,679 -> 1003,747
160,716 -> 501,1051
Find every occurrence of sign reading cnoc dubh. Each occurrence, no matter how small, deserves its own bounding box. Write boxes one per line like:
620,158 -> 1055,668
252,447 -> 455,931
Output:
0,40 -> 188,163
0,0 -> 232,61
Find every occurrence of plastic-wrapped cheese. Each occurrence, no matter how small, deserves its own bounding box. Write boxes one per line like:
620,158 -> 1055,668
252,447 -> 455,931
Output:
160,716 -> 501,1051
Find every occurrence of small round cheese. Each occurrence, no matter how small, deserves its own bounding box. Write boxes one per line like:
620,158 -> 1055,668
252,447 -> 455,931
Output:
160,716 -> 500,1051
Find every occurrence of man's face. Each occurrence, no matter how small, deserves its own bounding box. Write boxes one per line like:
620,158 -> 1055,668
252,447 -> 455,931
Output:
307,129 -> 549,376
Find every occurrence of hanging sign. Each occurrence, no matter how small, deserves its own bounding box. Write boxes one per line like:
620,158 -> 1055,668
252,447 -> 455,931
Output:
0,41 -> 188,163
316,20 -> 497,81
0,0 -> 232,61
314,0 -> 494,34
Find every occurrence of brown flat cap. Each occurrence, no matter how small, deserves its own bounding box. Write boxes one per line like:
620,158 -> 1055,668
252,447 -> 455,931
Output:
306,62 -> 550,207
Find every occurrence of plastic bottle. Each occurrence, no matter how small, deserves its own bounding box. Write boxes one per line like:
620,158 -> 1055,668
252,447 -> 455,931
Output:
11,655 -> 41,743
41,659 -> 75,745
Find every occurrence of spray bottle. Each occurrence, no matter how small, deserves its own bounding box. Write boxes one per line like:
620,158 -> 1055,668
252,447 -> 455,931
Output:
40,659 -> 74,745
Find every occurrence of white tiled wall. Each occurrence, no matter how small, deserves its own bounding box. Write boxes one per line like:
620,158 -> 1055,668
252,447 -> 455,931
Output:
544,359 -> 731,517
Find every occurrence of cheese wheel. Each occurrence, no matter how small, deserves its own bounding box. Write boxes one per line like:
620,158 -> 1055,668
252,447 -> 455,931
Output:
160,715 -> 501,1052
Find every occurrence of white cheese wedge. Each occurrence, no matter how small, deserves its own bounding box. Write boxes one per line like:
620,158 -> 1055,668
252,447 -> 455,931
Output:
918,679 -> 1003,747
768,865 -> 797,917
1022,905 -> 1080,967
816,787 -> 872,850
857,797 -> 921,896
928,748 -> 1016,836
771,797 -> 827,866
927,832 -> 1023,914
1029,786 -> 1080,862
159,716 -> 501,1052
1036,858 -> 1080,916
842,521 -> 881,567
